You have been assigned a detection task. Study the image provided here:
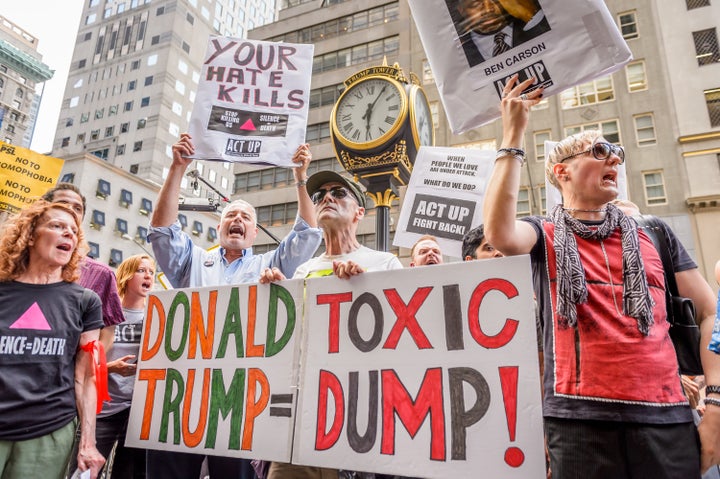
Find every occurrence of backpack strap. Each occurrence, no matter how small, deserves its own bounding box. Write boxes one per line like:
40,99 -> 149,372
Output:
634,215 -> 677,324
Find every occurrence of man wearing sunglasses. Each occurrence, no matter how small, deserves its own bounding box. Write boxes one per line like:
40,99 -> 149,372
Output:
146,133 -> 322,479
482,75 -> 720,478
260,170 -> 402,479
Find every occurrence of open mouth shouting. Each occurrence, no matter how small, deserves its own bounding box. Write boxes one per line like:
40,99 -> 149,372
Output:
602,170 -> 618,187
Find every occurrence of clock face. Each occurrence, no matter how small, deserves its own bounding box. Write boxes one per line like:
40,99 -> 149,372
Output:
411,86 -> 434,147
334,77 -> 406,147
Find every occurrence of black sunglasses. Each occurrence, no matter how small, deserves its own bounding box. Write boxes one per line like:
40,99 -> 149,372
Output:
311,186 -> 351,205
559,141 -> 625,164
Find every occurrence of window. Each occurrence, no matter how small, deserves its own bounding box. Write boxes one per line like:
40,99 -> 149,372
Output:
151,35 -> 160,45
91,148 -> 109,160
124,101 -> 133,112
137,118 -> 147,129
686,0 -> 711,9
705,88 -> 720,127
116,144 -> 126,155
693,28 -> 720,66
120,122 -> 129,133
618,11 -> 638,40
131,60 -> 140,70
115,218 -> 129,235
516,188 -> 531,217
90,209 -> 106,229
141,97 -> 150,107
81,112 -> 89,123
642,171 -> 667,205
76,133 -> 85,144
109,105 -> 118,116
560,76 -> 614,109
156,6 -> 165,15
634,114 -> 656,146
60,137 -> 70,147
120,189 -> 133,207
175,80 -> 186,95
128,80 -> 137,91
90,129 -> 100,140
422,59 -> 434,84
95,108 -> 104,119
105,126 -> 114,137
144,75 -> 153,86
182,42 -> 191,54
192,221 -> 203,236
140,198 -> 153,215
66,118 -> 74,127
186,12 -> 194,24
88,242 -> 100,259
538,186 -> 547,214
207,227 -> 218,242
136,226 -> 148,243
178,214 -> 188,229
533,130 -> 551,162
626,61 -> 647,92
129,163 -> 139,174
133,141 -> 143,152
565,120 -> 621,145
109,249 -> 123,267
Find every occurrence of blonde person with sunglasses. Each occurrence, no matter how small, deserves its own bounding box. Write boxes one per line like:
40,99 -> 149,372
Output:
483,75 -> 720,478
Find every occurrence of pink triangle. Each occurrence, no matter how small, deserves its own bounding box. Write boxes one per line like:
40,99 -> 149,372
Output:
10,302 -> 51,331
239,119 -> 256,131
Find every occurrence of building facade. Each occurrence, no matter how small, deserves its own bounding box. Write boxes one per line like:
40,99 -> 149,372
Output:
244,0 -> 720,280
0,15 -> 53,148
52,0 -> 277,202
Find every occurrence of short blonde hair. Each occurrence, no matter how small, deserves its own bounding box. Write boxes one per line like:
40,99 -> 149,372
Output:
545,130 -> 603,190
411,234 -> 440,258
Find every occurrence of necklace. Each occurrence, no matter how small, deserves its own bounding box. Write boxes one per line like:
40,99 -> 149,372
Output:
600,240 -> 623,317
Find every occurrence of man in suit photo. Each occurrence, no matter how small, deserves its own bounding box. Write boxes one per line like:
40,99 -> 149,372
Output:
446,0 -> 551,67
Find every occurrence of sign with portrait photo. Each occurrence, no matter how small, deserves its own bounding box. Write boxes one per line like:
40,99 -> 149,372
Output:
408,0 -> 633,132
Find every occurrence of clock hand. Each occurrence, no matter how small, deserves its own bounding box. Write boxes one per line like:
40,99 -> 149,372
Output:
361,85 -> 387,138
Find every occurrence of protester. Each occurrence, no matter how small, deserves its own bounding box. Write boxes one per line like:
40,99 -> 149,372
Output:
0,200 -> 105,478
461,224 -> 503,261
259,170 -> 402,479
483,74 -> 720,477
409,234 -> 444,266
146,133 -> 322,479
68,254 -> 155,478
43,183 -> 125,351
451,0 -> 550,66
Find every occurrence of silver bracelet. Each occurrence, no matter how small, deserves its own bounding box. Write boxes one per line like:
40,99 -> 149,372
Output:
295,179 -> 308,187
496,147 -> 526,166
704,397 -> 720,408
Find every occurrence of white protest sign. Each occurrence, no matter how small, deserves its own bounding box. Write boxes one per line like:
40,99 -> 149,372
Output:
394,146 -> 495,258
188,37 -> 314,166
408,0 -> 632,132
293,259 -> 544,479
126,280 -> 304,462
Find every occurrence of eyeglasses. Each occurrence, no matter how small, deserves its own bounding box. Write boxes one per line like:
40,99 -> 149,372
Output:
311,186 -> 351,205
559,141 -> 625,164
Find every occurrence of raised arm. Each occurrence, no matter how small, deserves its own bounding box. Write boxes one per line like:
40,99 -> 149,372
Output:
151,133 -> 194,228
292,143 -> 317,228
483,75 -> 543,256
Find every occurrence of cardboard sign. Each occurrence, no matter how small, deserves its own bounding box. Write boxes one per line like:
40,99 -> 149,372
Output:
394,146 -> 495,258
408,0 -> 632,132
126,280 -> 304,462
188,37 -> 314,166
0,142 -> 64,213
293,259 -> 544,478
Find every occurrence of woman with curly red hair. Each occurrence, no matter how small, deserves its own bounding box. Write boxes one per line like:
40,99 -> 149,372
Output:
0,200 -> 105,478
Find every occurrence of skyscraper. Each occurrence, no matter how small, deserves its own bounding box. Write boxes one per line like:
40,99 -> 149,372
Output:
0,15 -> 53,148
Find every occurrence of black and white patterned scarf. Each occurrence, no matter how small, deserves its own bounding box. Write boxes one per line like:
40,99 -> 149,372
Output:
549,203 -> 654,335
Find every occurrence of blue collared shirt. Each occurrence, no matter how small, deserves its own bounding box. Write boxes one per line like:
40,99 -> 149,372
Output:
148,215 -> 322,288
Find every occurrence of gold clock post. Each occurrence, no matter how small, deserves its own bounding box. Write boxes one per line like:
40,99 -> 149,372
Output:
329,61 -> 434,251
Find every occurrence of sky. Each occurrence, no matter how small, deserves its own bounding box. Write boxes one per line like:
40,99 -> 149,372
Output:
0,0 -> 84,153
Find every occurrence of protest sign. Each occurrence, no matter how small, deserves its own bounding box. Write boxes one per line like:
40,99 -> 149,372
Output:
408,0 -> 632,132
0,142 -> 64,213
188,37 -> 314,166
293,259 -> 544,478
394,146 -> 494,258
126,280 -> 304,462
